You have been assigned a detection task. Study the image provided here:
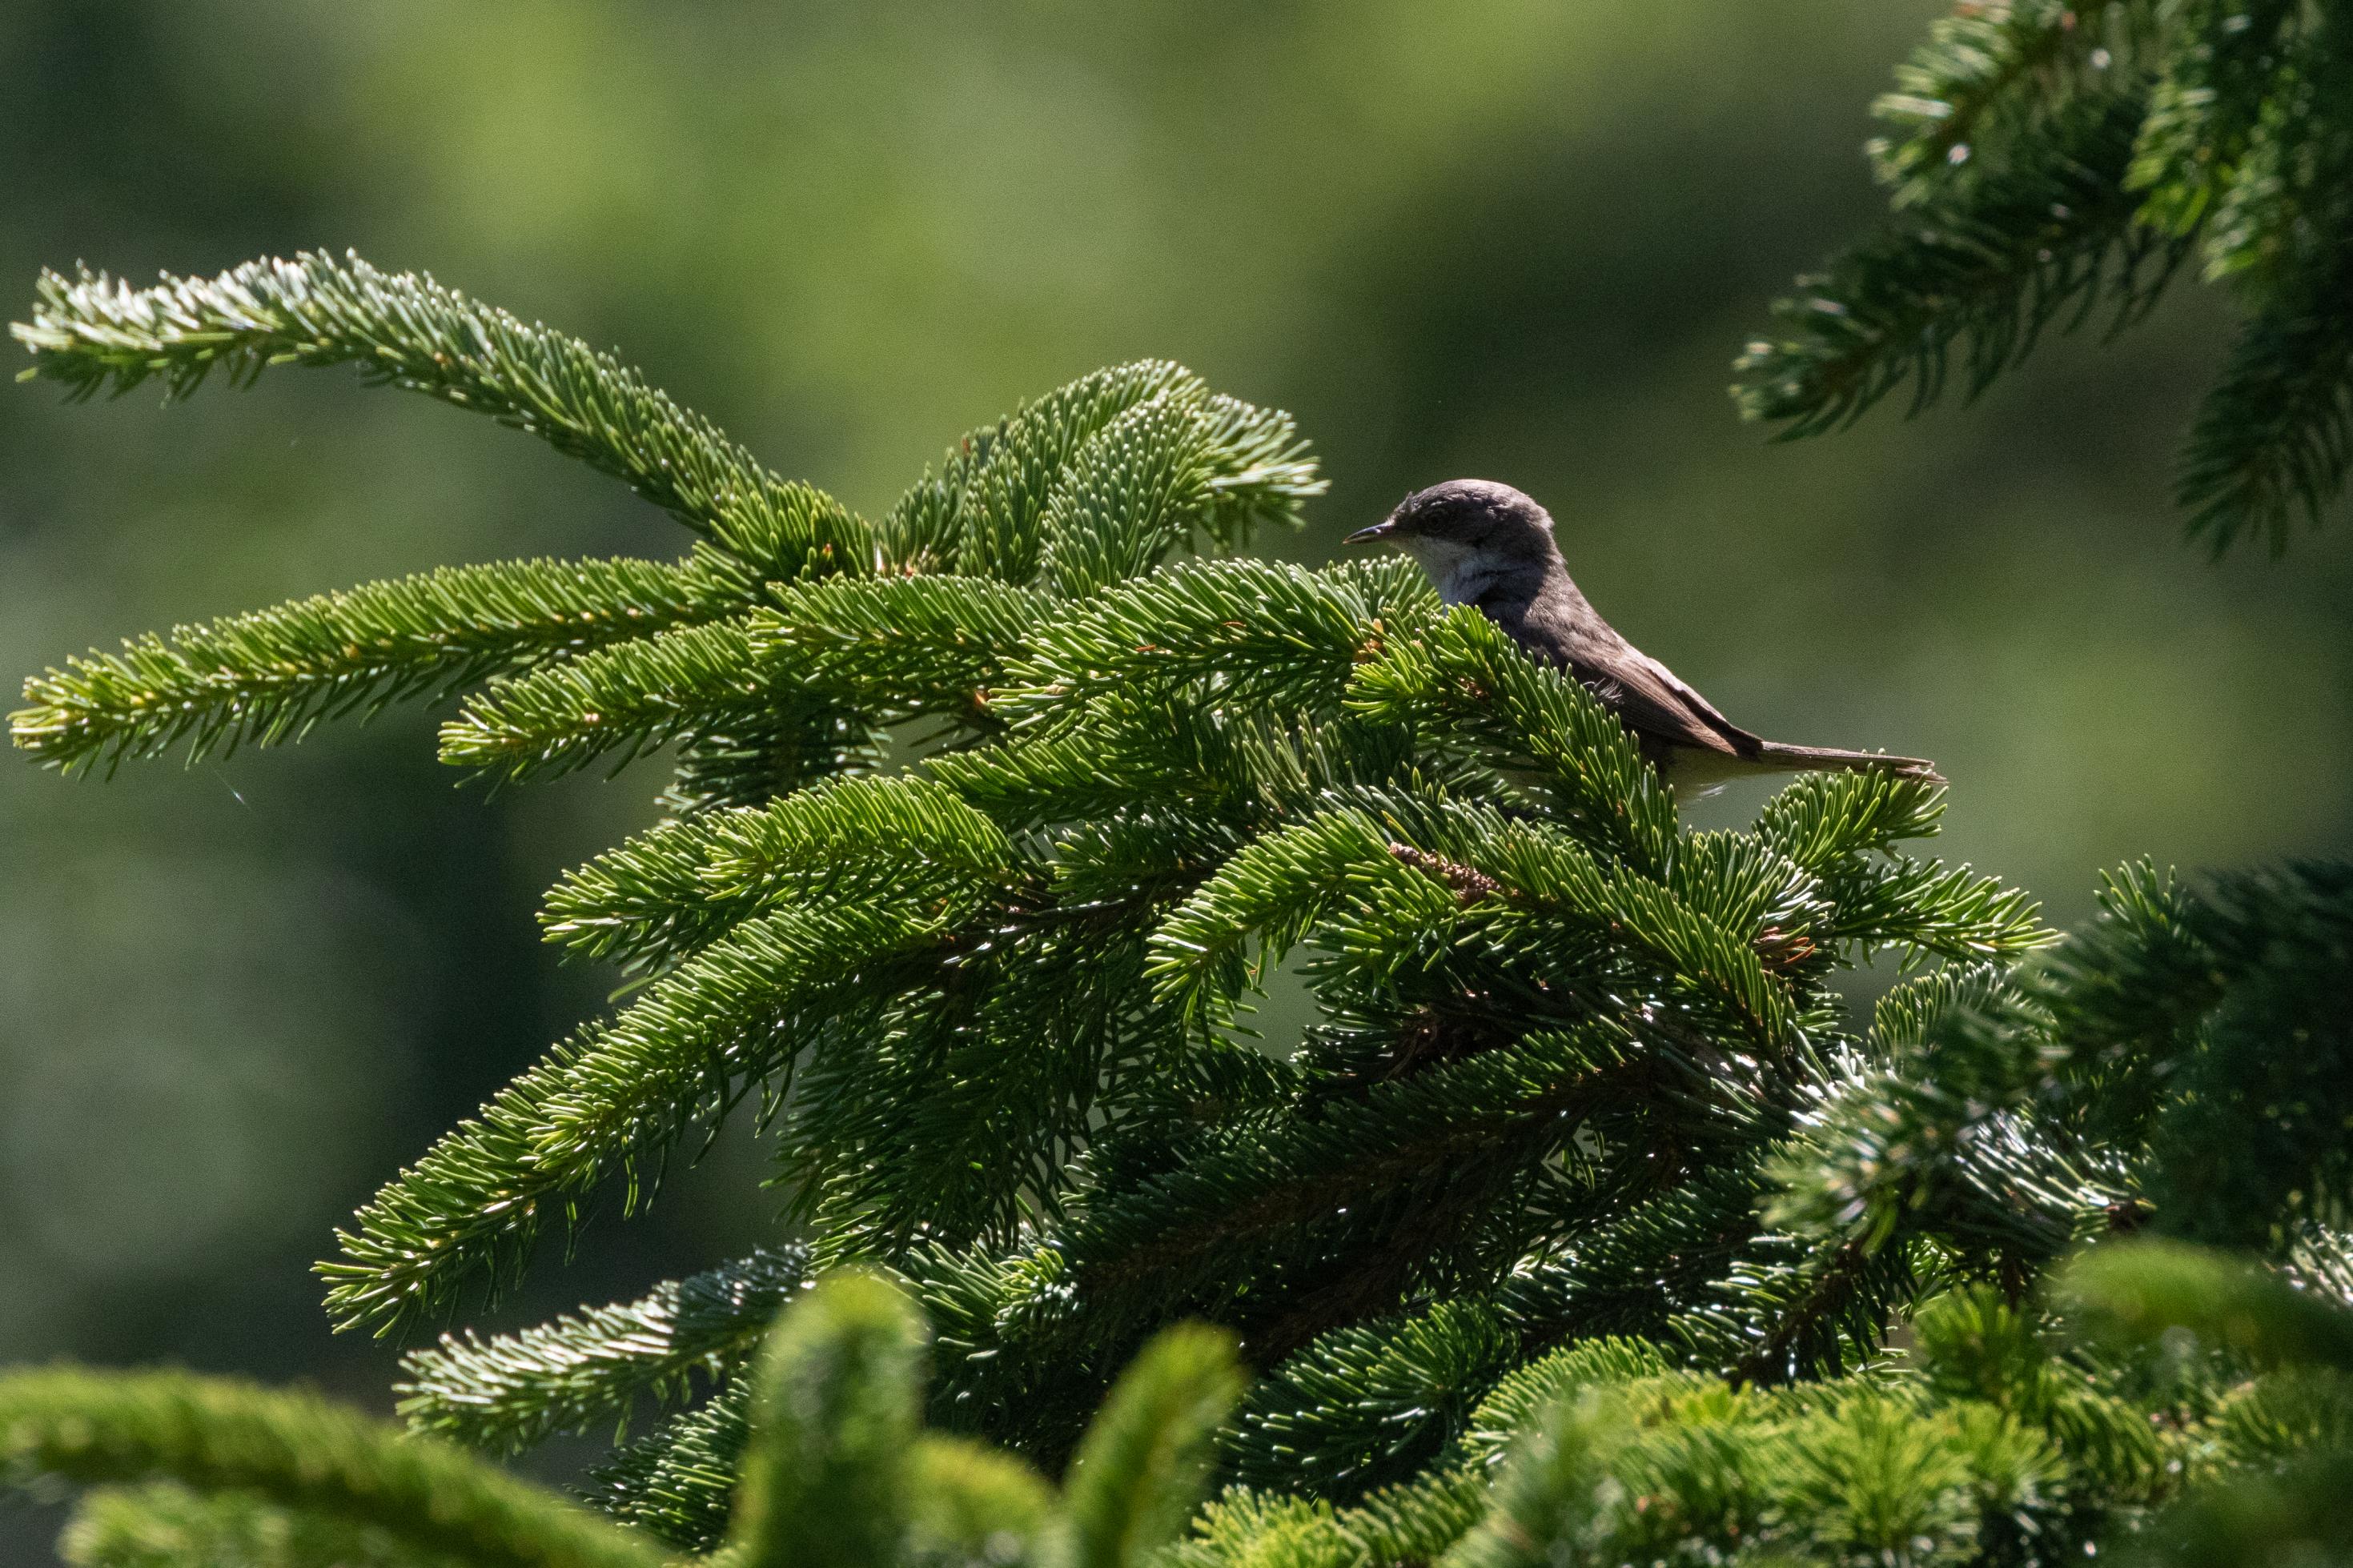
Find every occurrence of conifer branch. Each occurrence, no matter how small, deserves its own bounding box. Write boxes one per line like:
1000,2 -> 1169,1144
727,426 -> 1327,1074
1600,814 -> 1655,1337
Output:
1062,1023 -> 1712,1336
1003,556 -> 1435,729
60,1483 -> 442,1568
0,1367 -> 664,1568
1738,89 -> 2184,438
397,1246 -> 808,1456
747,574 -> 1046,721
934,701 -> 1417,832
660,708 -> 888,817
2126,0 -> 2302,240
1815,853 -> 2054,960
727,1273 -> 928,1568
577,1381 -> 749,1553
2179,283 -> 2353,555
1753,768 -> 1945,872
1227,1298 -> 1520,1497
538,815 -> 749,973
12,554 -> 748,774
322,903 -> 951,1336
1038,392 -> 1219,599
1148,804 -> 1463,1017
439,616 -> 779,782
1870,0 -> 2142,204
2050,860 -> 2353,1246
539,776 -> 1011,977
783,919 -> 1167,1260
958,361 -> 1205,584
1192,394 -> 1327,544
12,252 -> 870,579
1058,1324 -> 1246,1568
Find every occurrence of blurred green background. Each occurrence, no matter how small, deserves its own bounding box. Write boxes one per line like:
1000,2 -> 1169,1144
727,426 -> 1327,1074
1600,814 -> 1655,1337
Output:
4,1 -> 2350,1554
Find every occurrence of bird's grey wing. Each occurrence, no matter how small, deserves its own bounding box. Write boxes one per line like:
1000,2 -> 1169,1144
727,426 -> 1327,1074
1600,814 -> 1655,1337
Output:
1552,618 -> 1759,760
1480,584 -> 1759,760
1577,645 -> 1760,759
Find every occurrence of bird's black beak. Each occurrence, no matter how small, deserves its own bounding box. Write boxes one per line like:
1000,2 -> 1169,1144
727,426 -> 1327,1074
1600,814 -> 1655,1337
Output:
1343,519 -> 1397,545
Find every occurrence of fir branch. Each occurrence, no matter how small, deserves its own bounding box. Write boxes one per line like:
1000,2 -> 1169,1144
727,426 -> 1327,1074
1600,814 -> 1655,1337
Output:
12,554 -> 748,775
1814,852 -> 2054,962
1191,394 -> 1327,547
1736,87 -> 2187,437
440,616 -> 777,782
958,361 -> 1205,584
1767,1017 -> 2129,1299
728,1273 -> 928,1568
11,251 -> 870,579
659,707 -> 886,816
1476,828 -> 1798,1038
1753,768 -> 1946,874
2126,0 -> 2302,239
539,776 -> 1011,979
397,1246 -> 808,1456
538,815 -> 752,974
2178,279 -> 2353,555
1439,1379 -> 1628,1568
2026,860 -> 2209,1140
1173,1468 -> 1490,1568
2189,26 -> 2353,291
1868,962 -> 2018,1053
785,918 -> 1166,1261
578,1380 -> 749,1553
1148,804 -> 1463,1018
62,1484 -> 446,1568
0,1366 -> 662,1568
1062,1022 -> 1721,1342
1227,1299 -> 1520,1498
747,574 -> 1046,721
1870,0 -> 2143,205
875,409 -> 1007,576
934,700 -> 1419,834
322,902 -> 948,1337
2122,860 -> 2353,1245
1002,556 -> 1435,730
1038,391 -> 1219,599
1059,1324 -> 1246,1568
1006,381 -> 1322,601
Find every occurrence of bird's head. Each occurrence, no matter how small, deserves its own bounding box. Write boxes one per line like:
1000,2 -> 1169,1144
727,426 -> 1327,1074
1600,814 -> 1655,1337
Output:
1343,479 -> 1560,588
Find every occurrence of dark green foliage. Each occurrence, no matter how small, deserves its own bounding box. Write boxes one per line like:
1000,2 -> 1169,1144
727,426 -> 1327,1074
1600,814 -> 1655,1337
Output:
398,1247 -> 809,1455
13,251 -> 2352,1566
0,1365 -> 665,1568
1737,0 -> 2353,554
1061,1325 -> 1248,1568
731,1272 -> 929,1568
60,1484 -> 454,1568
9,1276 -> 1246,1568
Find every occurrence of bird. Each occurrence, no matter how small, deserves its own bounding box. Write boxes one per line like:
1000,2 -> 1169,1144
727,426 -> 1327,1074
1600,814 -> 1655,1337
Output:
1344,479 -> 1942,794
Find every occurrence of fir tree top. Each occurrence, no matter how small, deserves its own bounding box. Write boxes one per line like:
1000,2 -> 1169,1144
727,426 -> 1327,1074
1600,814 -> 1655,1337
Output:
10,8 -> 2353,1543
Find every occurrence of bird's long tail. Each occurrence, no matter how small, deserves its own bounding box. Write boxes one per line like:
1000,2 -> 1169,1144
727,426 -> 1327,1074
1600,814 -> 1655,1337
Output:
1752,741 -> 1945,786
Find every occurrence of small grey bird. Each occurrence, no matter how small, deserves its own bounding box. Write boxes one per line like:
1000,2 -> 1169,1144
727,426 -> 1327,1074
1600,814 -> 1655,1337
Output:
1346,479 -> 1942,793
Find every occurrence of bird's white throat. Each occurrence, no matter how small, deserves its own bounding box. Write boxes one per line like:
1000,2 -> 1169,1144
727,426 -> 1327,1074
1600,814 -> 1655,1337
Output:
1399,535 -> 1503,606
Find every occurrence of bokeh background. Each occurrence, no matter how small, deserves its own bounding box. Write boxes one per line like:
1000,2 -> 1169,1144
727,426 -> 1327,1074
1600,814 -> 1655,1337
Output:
4,2 -> 2350,1557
